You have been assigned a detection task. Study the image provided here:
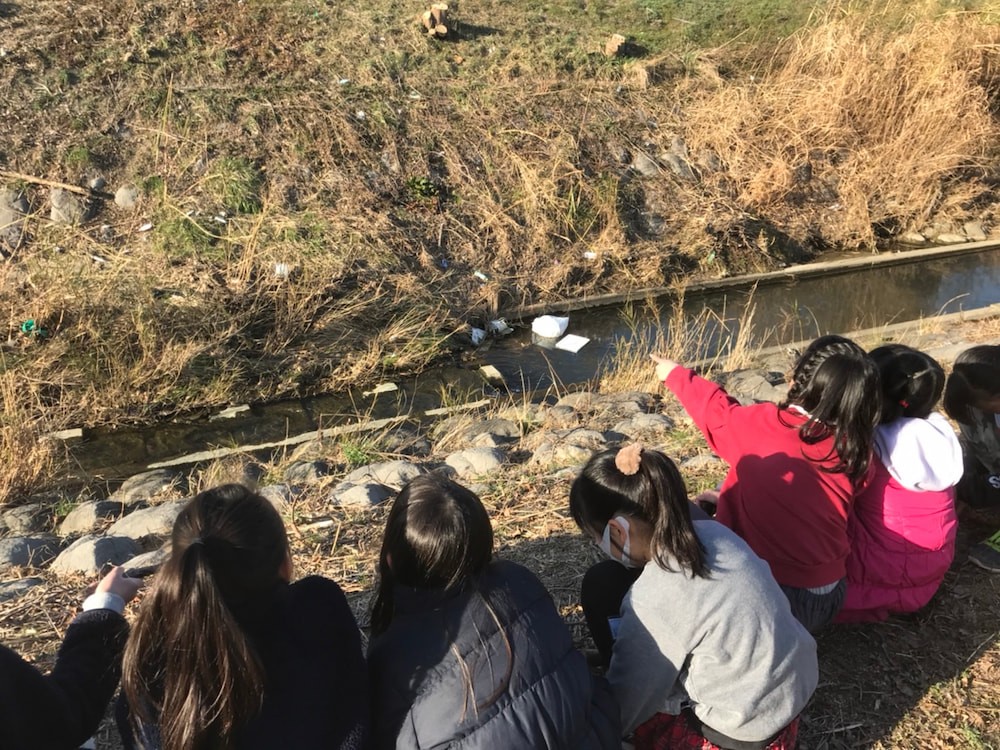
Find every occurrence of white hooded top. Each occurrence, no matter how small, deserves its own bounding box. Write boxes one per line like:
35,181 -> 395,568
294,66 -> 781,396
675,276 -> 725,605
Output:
874,412 -> 964,492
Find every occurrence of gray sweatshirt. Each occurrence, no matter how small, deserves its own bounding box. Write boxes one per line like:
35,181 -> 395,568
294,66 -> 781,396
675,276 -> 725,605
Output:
607,520 -> 818,742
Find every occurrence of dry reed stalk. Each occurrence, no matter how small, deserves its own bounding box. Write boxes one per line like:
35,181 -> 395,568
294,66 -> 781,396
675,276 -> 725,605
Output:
683,6 -> 1000,247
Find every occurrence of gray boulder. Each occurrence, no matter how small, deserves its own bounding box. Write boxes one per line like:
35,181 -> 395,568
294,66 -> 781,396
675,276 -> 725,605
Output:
59,500 -> 126,536
258,484 -> 295,509
530,428 -> 606,467
963,221 -> 987,242
107,500 -> 186,539
543,405 -> 581,430
343,460 -> 423,490
0,188 -> 29,254
114,184 -> 140,210
0,536 -> 59,570
681,454 -> 725,471
0,577 -> 44,601
51,535 -> 140,576
110,469 -> 187,506
610,413 -> 675,440
50,188 -> 88,225
284,459 -> 331,485
330,482 -> 394,508
2,503 -> 49,534
122,547 -> 170,576
445,448 -> 505,478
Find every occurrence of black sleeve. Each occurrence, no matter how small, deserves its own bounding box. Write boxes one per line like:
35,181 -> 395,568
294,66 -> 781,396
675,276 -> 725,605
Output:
0,609 -> 128,750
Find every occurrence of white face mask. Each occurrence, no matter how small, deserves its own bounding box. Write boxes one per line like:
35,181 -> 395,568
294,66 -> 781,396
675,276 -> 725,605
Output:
598,516 -> 642,568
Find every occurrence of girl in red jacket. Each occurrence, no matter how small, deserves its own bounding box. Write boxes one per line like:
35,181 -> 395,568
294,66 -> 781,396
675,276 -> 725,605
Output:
837,345 -> 962,622
653,334 -> 881,631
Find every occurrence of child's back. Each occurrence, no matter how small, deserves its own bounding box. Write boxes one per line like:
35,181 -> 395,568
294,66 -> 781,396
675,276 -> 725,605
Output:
368,559 -> 618,750
839,414 -> 961,621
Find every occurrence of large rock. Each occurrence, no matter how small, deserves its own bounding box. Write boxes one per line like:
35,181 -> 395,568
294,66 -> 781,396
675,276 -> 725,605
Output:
50,188 -> 88,225
609,413 -> 675,440
51,536 -> 140,576
329,482 -> 394,508
460,418 -> 521,445
59,500 -> 126,536
114,184 -> 140,209
284,459 -> 331,485
380,425 -> 432,457
343,460 -> 423,490
445,447 -> 505,478
0,577 -> 44,601
122,547 -> 170,577
2,503 -> 49,534
258,484 -> 295,509
107,500 -> 186,539
530,428 -> 606,467
0,188 -> 29,254
719,370 -> 787,406
110,469 -> 187,506
0,536 -> 59,570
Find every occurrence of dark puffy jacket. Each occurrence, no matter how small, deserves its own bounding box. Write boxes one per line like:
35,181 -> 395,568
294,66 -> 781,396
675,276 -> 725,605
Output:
0,609 -> 127,750
368,560 -> 621,750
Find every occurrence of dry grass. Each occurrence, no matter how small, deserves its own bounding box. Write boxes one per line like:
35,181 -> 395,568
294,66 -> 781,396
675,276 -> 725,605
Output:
0,0 -> 996,448
682,3 -> 1000,249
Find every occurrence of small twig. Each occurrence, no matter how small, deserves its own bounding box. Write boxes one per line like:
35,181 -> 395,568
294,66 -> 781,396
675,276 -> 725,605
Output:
0,170 -> 113,200
966,629 -> 999,663
817,723 -> 863,734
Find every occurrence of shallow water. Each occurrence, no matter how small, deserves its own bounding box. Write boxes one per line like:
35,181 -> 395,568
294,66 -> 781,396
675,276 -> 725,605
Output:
480,249 -> 1000,391
66,249 -> 1000,481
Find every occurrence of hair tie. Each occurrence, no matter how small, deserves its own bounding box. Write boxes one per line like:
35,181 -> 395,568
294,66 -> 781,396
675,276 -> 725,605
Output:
899,399 -> 909,408
189,537 -> 204,547
615,443 -> 644,475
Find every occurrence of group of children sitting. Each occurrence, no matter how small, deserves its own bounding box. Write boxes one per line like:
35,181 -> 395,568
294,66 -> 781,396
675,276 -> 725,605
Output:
3,337 -> 999,750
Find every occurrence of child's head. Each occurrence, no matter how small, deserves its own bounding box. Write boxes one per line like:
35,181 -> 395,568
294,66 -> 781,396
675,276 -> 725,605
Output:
123,484 -> 290,750
782,334 -> 881,483
944,344 -> 1000,422
371,473 -> 494,634
570,445 -> 707,578
870,344 -> 945,423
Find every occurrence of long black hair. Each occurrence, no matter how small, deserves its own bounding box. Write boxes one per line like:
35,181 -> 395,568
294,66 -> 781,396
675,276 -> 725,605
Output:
781,334 -> 880,485
569,446 -> 708,578
122,484 -> 289,750
370,473 -> 510,720
370,473 -> 494,636
943,344 -> 1000,424
870,344 -> 944,424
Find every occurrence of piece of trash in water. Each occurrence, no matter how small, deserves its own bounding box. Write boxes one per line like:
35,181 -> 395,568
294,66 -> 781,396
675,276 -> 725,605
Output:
469,326 -> 487,346
138,222 -> 153,232
583,251 -> 598,260
473,270 -> 489,282
362,382 -> 399,398
531,315 -> 569,339
487,318 -> 513,335
555,334 -> 590,353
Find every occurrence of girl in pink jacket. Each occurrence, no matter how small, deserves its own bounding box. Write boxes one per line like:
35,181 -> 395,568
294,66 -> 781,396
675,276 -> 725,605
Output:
837,345 -> 962,623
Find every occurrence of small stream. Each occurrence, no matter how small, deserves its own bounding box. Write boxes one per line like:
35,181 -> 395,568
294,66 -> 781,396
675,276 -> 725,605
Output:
64,247 -> 1000,481
480,248 -> 1000,391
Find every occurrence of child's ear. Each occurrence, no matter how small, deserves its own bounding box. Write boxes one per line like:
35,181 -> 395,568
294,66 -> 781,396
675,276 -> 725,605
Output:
386,553 -> 394,571
279,552 -> 294,583
607,518 -> 627,548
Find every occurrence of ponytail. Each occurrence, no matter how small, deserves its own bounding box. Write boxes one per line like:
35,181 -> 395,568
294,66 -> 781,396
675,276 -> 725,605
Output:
869,344 -> 944,423
782,335 -> 880,486
570,446 -> 707,578
122,485 -> 288,750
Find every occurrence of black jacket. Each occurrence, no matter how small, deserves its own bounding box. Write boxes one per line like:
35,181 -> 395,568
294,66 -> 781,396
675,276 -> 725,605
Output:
118,575 -> 369,749
0,608 -> 128,750
368,560 -> 621,750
